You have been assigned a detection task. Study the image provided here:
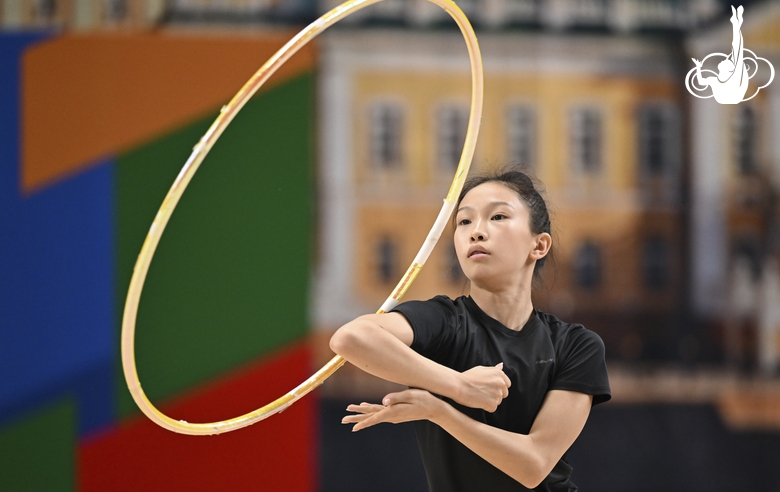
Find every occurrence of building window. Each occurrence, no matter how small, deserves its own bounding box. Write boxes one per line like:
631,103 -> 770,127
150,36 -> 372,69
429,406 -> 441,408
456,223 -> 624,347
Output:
574,241 -> 602,289
733,235 -> 762,280
507,105 -> 536,167
376,237 -> 398,284
638,105 -> 680,176
570,107 -> 602,174
437,104 -> 469,171
35,0 -> 57,21
370,103 -> 404,170
106,0 -> 128,21
734,105 -> 758,176
642,236 -> 668,290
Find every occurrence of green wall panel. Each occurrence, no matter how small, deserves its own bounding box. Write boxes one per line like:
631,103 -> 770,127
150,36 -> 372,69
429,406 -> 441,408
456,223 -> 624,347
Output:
0,399 -> 75,491
116,74 -> 314,417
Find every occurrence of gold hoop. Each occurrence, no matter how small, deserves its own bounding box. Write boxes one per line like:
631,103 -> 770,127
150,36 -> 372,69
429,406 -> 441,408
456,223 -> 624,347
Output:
121,0 -> 484,435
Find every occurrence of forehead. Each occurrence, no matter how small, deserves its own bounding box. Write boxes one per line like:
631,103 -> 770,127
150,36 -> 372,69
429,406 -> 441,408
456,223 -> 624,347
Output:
459,182 -> 524,209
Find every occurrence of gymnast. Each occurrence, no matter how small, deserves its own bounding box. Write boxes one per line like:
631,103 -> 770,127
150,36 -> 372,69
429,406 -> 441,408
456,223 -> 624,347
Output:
330,168 -> 611,491
692,5 -> 748,104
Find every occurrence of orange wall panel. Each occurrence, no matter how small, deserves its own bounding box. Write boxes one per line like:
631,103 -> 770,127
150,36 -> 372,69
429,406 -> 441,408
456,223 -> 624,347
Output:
22,30 -> 315,192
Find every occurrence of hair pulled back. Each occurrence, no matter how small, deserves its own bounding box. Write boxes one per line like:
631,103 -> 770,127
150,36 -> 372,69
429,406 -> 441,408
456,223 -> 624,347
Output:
455,167 -> 554,281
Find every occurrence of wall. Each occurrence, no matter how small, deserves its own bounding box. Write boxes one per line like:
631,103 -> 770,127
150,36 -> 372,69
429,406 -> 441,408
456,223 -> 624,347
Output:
0,29 -> 317,491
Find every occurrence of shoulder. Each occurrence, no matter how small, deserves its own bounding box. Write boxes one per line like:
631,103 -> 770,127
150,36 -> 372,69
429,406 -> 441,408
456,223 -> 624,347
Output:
392,296 -> 468,356
540,311 -> 611,405
536,311 -> 605,354
393,295 -> 465,316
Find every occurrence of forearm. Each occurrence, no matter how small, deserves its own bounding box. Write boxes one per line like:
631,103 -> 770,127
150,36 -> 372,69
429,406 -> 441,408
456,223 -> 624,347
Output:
695,67 -> 705,85
432,402 -> 547,488
330,318 -> 462,400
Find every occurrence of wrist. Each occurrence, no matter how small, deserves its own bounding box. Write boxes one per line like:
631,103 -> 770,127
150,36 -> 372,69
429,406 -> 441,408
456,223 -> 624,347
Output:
451,371 -> 467,405
428,396 -> 453,426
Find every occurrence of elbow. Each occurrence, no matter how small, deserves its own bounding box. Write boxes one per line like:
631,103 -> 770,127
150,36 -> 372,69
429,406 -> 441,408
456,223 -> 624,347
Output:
329,320 -> 366,358
329,326 -> 352,356
519,454 -> 551,489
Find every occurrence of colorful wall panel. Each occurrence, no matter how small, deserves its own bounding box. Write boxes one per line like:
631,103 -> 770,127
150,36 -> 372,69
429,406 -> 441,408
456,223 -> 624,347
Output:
1,30 -> 317,491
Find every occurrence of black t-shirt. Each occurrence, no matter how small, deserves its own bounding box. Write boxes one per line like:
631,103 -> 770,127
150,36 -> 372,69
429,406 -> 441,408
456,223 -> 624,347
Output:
391,295 -> 611,492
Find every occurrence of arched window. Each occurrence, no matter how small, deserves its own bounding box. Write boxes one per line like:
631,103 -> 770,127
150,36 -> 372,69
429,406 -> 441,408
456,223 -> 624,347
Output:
734,105 -> 757,176
638,105 -> 680,176
437,104 -> 469,171
34,0 -> 57,21
376,237 -> 398,284
733,235 -> 762,280
574,241 -> 602,289
106,0 -> 128,21
370,103 -> 404,170
570,107 -> 601,174
506,105 -> 536,168
642,236 -> 668,290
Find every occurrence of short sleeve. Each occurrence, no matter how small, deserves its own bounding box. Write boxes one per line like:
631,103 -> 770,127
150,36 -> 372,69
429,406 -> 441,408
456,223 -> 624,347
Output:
390,296 -> 458,361
550,327 -> 611,406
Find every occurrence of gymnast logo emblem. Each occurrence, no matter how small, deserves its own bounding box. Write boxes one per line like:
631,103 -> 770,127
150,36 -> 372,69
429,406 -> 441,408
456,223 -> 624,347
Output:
685,5 -> 774,104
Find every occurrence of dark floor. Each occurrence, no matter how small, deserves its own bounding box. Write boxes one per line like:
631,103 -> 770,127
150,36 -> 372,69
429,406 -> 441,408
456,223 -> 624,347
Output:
320,399 -> 780,492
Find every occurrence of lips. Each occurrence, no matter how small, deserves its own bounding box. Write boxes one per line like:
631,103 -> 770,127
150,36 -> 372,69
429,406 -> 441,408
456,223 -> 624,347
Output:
468,247 -> 489,258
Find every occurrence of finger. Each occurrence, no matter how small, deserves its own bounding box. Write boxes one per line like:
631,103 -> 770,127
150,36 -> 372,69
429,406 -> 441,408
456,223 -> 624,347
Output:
347,403 -> 384,411
382,389 -> 417,407
342,413 -> 375,424
501,372 -> 511,388
352,411 -> 393,431
495,362 -> 503,369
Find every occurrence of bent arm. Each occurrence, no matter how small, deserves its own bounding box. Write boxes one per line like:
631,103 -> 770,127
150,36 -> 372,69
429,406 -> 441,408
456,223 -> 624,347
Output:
330,313 -> 462,400
347,388 -> 594,488
330,313 -> 510,411
432,389 -> 593,488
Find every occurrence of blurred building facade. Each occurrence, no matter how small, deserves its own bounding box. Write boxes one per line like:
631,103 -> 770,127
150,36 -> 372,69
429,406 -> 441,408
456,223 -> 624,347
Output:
4,0 -> 779,371
313,0 -> 780,376
0,0 -> 167,28
688,3 -> 780,373
314,27 -> 687,367
313,0 -> 711,368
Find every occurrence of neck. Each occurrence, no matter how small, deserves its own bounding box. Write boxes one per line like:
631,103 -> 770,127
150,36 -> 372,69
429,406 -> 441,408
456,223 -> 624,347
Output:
469,278 -> 535,332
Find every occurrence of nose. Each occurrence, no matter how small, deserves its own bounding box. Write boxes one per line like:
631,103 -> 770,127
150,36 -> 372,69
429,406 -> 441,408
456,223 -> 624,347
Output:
470,219 -> 487,242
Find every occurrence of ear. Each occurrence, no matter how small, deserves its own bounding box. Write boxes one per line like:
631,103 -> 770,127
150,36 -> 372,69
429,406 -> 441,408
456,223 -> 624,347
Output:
530,232 -> 552,261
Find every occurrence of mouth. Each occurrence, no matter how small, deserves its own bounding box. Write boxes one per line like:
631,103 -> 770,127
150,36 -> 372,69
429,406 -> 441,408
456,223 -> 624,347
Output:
468,249 -> 489,258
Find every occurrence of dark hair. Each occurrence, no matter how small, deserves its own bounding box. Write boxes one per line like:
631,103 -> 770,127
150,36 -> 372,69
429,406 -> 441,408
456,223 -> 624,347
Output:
455,167 -> 554,282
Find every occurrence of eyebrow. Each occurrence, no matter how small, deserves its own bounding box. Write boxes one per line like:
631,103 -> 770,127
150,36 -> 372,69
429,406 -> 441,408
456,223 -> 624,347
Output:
456,201 -> 515,214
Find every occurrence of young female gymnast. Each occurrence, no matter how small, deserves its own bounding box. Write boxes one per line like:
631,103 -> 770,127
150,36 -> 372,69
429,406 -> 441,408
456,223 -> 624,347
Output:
330,169 -> 611,491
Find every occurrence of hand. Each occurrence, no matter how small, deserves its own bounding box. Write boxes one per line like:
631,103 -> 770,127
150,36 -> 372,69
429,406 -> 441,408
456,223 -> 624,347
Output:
456,363 -> 511,412
731,5 -> 743,25
342,389 -> 444,432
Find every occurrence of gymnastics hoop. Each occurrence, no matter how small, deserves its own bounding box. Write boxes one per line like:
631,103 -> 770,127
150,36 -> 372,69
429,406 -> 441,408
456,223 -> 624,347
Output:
121,0 -> 484,435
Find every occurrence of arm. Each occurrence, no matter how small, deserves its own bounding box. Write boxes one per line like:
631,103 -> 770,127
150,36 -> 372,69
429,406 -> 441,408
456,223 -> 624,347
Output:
330,313 -> 511,412
344,388 -> 593,489
692,58 -> 710,87
731,6 -> 743,66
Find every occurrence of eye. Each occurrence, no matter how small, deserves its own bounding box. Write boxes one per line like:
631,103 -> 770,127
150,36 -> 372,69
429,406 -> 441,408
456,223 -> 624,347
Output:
458,218 -> 471,226
491,214 -> 507,221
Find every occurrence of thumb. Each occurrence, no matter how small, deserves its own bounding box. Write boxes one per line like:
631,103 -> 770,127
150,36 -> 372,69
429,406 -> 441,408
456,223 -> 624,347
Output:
383,393 -> 400,406
495,362 -> 504,370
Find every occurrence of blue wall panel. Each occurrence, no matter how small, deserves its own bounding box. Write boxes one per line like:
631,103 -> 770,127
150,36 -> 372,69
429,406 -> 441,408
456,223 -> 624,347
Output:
0,32 -> 114,437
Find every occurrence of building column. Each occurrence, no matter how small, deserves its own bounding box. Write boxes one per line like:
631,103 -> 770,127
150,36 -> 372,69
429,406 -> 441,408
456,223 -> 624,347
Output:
690,96 -> 727,319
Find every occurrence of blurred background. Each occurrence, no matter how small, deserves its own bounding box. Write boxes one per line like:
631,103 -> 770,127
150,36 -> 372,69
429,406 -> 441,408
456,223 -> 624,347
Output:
2,0 -> 780,490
